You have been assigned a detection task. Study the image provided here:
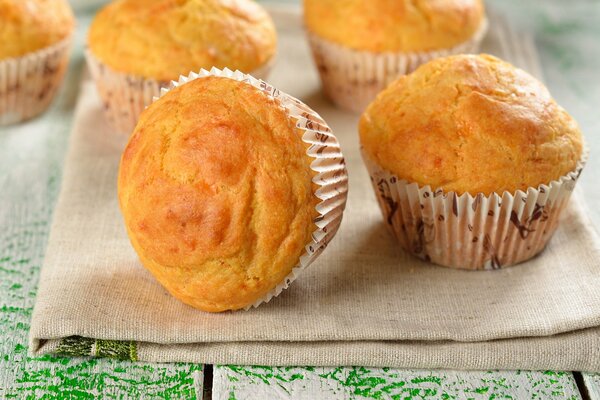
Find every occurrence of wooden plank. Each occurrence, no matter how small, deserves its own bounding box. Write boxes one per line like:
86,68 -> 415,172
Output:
213,366 -> 581,400
0,15 -> 204,400
583,373 -> 600,400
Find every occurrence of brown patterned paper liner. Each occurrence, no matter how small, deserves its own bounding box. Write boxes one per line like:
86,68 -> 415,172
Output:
0,37 -> 72,125
86,50 -> 276,135
307,19 -> 488,113
155,67 -> 348,309
362,150 -> 587,270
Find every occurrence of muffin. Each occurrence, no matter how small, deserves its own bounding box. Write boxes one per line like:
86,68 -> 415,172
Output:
304,0 -> 487,113
360,54 -> 585,270
0,0 -> 74,125
87,0 -> 277,134
118,68 -> 348,312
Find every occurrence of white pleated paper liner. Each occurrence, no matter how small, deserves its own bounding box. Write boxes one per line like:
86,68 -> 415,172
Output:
307,19 -> 489,114
152,67 -> 348,310
0,37 -> 72,125
85,50 -> 275,135
362,150 -> 587,270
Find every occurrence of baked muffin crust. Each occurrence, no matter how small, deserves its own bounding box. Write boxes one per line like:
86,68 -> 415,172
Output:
304,0 -> 484,53
0,0 -> 74,60
118,76 -> 317,312
89,0 -> 277,81
360,54 -> 583,196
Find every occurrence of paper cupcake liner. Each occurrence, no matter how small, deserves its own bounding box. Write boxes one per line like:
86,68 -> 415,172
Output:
307,19 -> 489,113
154,67 -> 348,309
0,37 -> 72,125
362,150 -> 587,270
86,50 -> 276,135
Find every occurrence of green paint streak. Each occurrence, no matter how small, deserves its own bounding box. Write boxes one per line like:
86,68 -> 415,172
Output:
276,381 -> 291,395
0,266 -> 23,275
225,365 -> 307,386
381,381 -> 406,393
543,371 -> 563,377
33,354 -> 72,365
14,344 -> 26,353
411,376 -> 442,385
0,305 -> 32,316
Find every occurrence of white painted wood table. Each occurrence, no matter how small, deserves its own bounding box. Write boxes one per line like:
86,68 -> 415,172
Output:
2,0 -> 600,398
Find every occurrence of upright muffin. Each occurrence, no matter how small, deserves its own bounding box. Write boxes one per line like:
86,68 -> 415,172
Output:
87,0 -> 277,134
360,54 -> 584,270
304,0 -> 487,113
118,69 -> 347,312
0,0 -> 74,125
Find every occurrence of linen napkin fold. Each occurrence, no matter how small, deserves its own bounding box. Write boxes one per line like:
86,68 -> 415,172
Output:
30,10 -> 600,371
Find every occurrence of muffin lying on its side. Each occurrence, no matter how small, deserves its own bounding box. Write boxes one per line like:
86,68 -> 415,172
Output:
360,54 -> 585,270
118,69 -> 348,312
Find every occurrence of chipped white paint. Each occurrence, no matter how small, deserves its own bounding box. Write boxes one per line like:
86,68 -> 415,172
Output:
213,366 -> 581,400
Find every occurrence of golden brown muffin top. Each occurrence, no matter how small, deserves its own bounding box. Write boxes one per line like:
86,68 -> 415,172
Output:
118,76 -> 317,312
0,0 -> 74,60
360,54 -> 583,196
89,0 -> 277,81
304,0 -> 485,52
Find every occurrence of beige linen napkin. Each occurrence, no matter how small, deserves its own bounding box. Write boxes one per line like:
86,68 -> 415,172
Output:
30,9 -> 600,371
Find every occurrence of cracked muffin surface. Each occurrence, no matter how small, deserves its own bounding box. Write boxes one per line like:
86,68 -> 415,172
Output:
118,76 -> 317,312
303,0 -> 485,53
359,54 -> 583,196
89,0 -> 276,81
